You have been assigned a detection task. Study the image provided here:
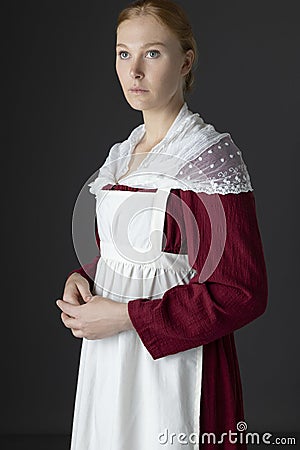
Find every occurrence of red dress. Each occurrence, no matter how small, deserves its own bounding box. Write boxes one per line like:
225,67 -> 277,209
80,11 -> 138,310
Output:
68,183 -> 268,449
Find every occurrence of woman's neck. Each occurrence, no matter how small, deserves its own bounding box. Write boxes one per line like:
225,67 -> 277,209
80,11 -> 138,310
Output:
141,97 -> 185,147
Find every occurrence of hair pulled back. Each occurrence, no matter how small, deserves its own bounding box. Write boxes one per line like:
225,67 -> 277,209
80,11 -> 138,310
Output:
116,0 -> 198,94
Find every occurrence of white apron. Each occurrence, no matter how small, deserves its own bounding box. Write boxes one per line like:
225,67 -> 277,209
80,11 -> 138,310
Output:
70,187 -> 203,450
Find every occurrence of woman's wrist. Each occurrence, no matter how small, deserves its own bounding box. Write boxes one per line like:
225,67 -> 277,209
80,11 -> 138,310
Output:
121,303 -> 135,331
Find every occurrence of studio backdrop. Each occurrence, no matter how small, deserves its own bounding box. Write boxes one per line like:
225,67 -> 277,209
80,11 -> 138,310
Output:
4,0 -> 299,446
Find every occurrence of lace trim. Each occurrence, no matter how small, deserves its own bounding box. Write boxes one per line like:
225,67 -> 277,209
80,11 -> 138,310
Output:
88,112 -> 254,196
174,135 -> 253,194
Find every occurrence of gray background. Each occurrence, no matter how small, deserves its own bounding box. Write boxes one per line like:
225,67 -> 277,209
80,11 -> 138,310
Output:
4,0 -> 299,446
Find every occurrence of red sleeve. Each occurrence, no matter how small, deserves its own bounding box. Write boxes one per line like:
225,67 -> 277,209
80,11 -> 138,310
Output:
66,218 -> 101,292
127,190 -> 268,360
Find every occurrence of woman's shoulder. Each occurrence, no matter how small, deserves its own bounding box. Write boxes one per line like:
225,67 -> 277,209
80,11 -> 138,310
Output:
172,131 -> 254,195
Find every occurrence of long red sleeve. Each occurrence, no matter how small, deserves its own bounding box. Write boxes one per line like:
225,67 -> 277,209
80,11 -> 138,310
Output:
127,190 -> 268,360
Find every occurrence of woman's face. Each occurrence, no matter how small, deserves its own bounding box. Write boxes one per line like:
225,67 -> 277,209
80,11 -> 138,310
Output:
115,15 -> 192,112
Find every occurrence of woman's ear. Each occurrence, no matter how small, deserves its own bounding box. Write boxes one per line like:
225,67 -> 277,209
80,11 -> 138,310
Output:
181,49 -> 194,77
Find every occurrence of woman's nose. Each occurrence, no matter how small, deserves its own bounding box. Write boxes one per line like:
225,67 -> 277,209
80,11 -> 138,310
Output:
129,60 -> 144,79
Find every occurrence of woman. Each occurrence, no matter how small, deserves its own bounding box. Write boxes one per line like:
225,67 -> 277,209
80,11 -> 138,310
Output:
56,1 -> 268,449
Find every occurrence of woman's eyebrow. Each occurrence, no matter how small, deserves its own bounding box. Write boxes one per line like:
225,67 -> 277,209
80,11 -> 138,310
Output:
116,42 -> 167,48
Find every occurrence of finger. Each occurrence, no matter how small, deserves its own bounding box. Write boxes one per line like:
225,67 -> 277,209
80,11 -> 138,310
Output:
56,299 -> 79,318
63,286 -> 82,305
61,312 -> 81,330
71,328 -> 84,338
63,293 -> 81,305
76,281 -> 93,303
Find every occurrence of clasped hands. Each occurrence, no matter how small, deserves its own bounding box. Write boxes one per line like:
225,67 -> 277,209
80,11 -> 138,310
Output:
56,273 -> 134,340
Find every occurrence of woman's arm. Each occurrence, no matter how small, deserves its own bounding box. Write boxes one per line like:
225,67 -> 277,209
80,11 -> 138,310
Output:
127,190 -> 268,360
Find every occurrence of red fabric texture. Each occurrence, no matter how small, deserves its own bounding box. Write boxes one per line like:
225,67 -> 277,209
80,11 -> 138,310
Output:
67,186 -> 268,449
128,190 -> 268,357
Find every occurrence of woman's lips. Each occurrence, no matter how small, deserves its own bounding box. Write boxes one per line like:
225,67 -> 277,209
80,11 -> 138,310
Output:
129,88 -> 149,94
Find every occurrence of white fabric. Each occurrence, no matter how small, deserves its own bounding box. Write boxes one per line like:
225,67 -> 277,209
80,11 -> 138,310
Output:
88,102 -> 253,195
70,103 -> 253,449
71,187 -> 203,450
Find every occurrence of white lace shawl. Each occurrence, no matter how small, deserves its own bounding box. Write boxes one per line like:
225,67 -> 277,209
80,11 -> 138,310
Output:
88,102 -> 253,195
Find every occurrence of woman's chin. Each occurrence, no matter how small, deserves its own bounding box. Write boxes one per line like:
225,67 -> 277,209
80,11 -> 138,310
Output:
125,95 -> 156,112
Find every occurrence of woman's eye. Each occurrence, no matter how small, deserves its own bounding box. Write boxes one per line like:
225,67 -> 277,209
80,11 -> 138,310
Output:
146,50 -> 160,58
118,51 -> 129,59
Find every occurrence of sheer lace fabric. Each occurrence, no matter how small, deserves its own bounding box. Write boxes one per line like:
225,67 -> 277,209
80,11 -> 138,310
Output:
88,102 -> 253,196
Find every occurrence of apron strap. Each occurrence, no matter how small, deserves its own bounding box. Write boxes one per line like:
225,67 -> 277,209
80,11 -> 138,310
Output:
150,188 -> 171,253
